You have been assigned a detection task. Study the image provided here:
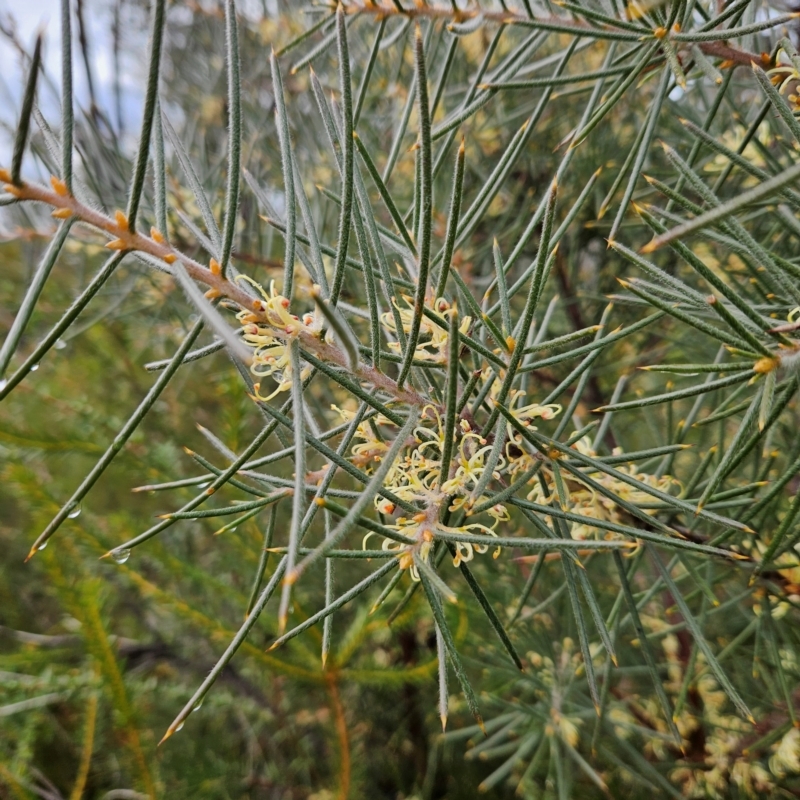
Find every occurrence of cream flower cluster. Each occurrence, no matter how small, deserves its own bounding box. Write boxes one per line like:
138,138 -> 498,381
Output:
356,407 -> 512,578
381,295 -> 471,364
522,436 -> 678,542
236,279 -> 318,401
236,279 -> 678,578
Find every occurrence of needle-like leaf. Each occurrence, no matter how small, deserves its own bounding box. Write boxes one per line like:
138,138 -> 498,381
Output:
125,0 -> 165,232
10,33 -> 43,185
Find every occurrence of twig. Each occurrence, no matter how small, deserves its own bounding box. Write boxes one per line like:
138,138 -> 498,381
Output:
343,1 -> 767,68
1,174 -> 433,410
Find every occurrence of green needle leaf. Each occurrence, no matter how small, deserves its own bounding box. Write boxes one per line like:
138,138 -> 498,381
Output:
649,546 -> 754,722
271,50 -> 297,296
28,314 -> 207,559
125,0 -> 166,232
11,32 -> 43,185
418,570 -> 484,731
397,24 -> 433,390
221,0 -> 241,276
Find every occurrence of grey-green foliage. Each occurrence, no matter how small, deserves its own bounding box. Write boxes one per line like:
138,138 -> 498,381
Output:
3,0 -> 800,796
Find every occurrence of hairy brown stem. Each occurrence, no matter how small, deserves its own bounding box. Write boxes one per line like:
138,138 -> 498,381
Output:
343,1 -> 767,68
3,176 -> 432,410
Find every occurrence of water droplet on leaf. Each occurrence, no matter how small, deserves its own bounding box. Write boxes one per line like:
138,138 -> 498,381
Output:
30,364 -> 39,372
175,721 -> 185,732
55,339 -> 67,350
192,700 -> 203,712
37,541 -> 48,551
67,505 -> 82,519
112,548 -> 131,564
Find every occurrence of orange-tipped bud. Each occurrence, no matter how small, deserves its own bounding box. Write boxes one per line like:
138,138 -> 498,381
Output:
114,210 -> 129,231
210,258 -> 221,275
105,239 -> 127,251
653,26 -> 667,39
4,183 -> 22,197
204,288 -> 221,299
150,227 -> 165,243
753,356 -> 779,374
0,168 -> 11,183
50,175 -> 68,196
51,208 -> 73,219
163,253 -> 177,264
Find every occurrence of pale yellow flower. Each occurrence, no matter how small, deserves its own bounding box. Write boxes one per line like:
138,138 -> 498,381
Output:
236,279 -> 317,400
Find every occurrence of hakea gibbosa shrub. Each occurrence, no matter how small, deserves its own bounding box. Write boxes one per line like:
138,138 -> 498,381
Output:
4,0 -> 800,797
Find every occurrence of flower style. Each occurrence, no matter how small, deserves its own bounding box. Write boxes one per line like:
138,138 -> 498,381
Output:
236,278 -> 318,401
364,511 -> 504,582
522,436 -> 678,542
381,295 -> 471,363
356,404 -> 517,575
502,388 -> 563,473
509,394 -> 562,427
345,369 -> 571,575
387,409 -> 518,511
767,55 -> 800,111
363,514 -> 435,581
332,405 -> 398,471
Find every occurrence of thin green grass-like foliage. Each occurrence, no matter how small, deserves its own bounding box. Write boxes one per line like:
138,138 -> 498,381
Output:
3,0 -> 800,797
